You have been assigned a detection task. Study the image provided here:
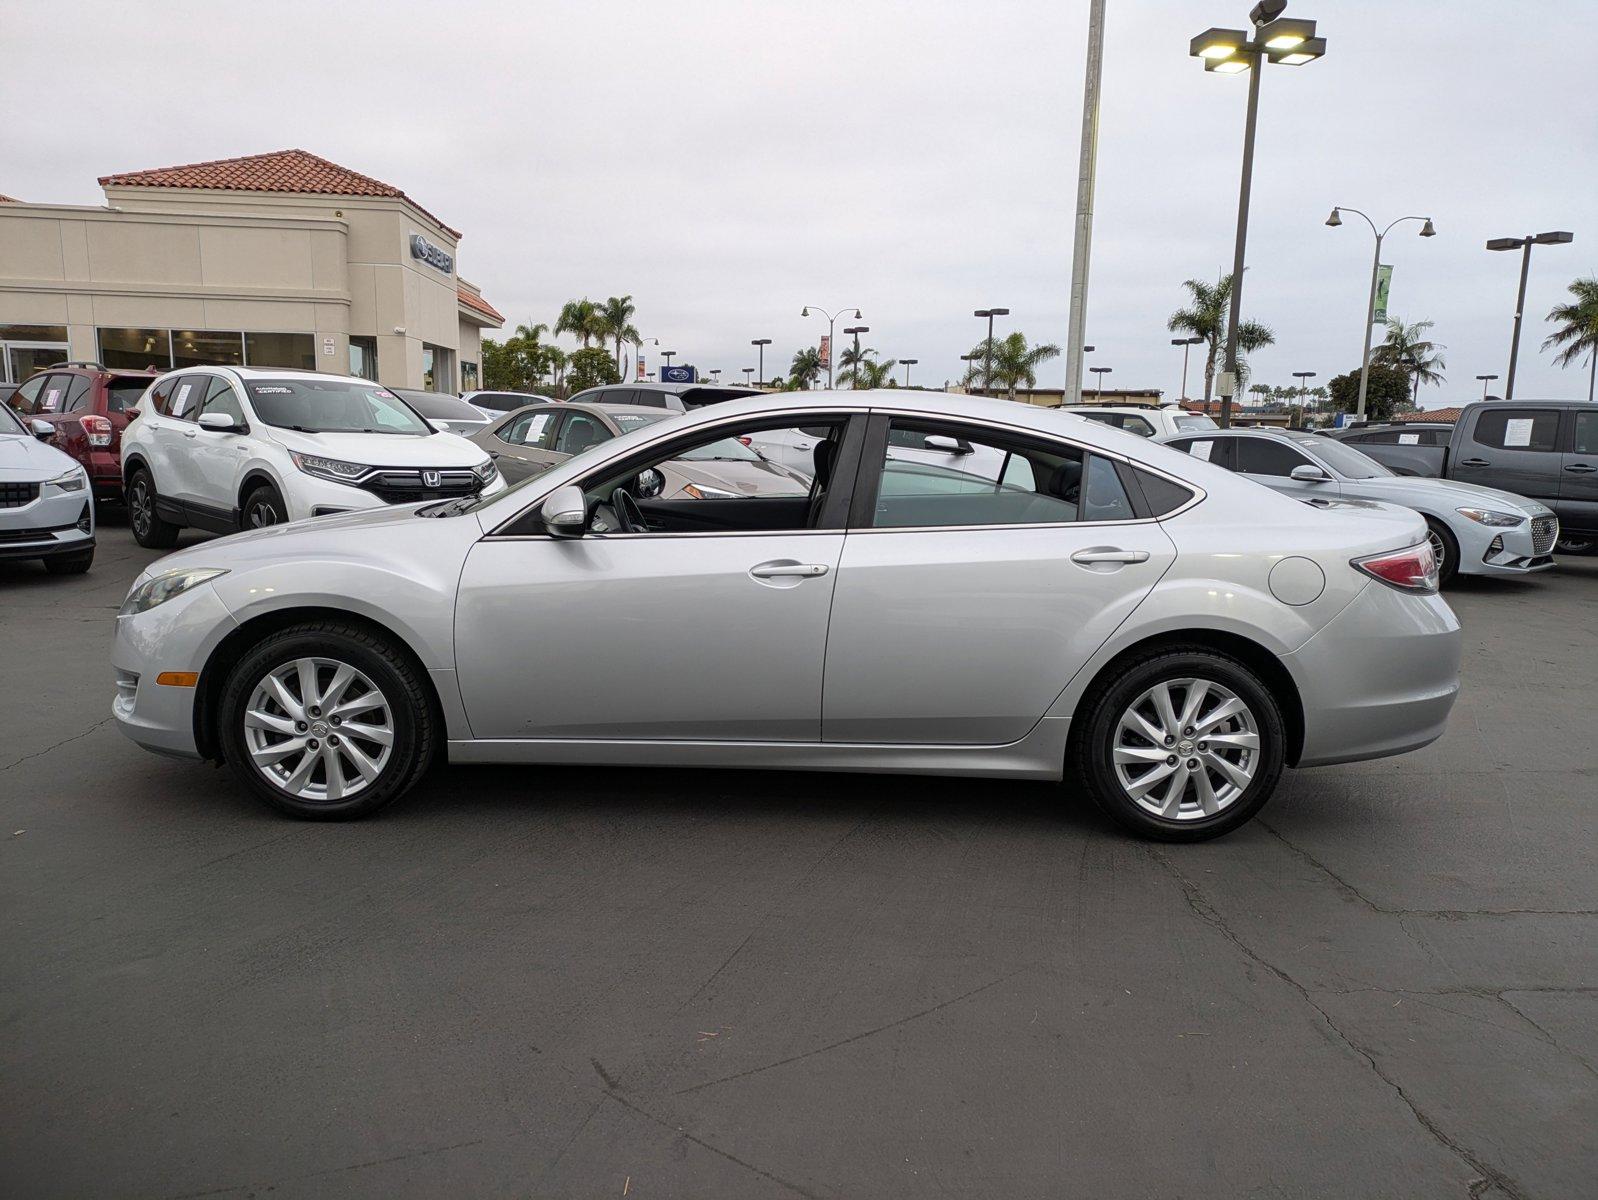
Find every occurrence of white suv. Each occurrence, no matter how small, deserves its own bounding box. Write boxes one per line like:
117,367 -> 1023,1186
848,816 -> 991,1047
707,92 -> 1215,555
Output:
1057,405 -> 1219,439
121,367 -> 503,547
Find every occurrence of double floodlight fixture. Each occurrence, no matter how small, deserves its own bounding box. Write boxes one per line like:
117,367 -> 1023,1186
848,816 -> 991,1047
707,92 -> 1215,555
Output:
1191,12 -> 1324,73
1486,231 -> 1574,251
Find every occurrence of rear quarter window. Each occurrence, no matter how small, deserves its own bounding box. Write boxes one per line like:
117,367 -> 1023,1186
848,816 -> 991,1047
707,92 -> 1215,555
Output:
106,379 -> 149,413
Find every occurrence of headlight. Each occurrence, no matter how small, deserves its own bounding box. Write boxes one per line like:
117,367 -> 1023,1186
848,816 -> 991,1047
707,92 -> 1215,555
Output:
289,451 -> 371,484
1456,507 -> 1524,527
45,467 -> 87,493
682,482 -> 737,500
472,459 -> 498,484
119,568 -> 229,616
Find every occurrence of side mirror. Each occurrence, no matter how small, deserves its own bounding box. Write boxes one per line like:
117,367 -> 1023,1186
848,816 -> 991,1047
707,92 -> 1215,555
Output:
1290,464 -> 1332,483
635,467 -> 665,499
30,419 -> 54,440
924,434 -> 973,455
541,484 -> 588,537
430,419 -> 452,433
197,412 -> 243,433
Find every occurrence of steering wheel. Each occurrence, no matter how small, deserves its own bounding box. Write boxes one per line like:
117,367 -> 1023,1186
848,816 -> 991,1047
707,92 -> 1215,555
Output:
612,487 -> 646,534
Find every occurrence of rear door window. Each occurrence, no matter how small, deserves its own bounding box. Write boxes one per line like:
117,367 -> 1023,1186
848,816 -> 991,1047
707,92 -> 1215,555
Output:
1120,415 -> 1156,437
1168,437 -> 1234,469
1472,408 -> 1560,452
501,410 -> 558,449
1573,411 -> 1598,455
35,374 -> 69,413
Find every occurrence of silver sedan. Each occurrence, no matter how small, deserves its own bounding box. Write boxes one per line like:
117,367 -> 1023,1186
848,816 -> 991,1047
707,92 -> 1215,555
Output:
111,392 -> 1461,841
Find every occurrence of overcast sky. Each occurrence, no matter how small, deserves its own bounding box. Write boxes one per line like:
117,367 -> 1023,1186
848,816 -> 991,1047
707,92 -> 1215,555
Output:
6,0 -> 1596,404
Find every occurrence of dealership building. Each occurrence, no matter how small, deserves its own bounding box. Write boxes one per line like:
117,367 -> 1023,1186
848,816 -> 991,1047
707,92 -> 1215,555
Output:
0,149 -> 503,392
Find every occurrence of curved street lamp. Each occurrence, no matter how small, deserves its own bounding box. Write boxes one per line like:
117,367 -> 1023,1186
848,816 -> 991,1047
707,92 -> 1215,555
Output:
1326,206 -> 1436,418
801,305 -> 862,389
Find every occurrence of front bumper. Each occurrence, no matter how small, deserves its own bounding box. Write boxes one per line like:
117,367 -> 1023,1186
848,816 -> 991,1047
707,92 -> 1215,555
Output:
284,468 -> 506,522
0,484 -> 94,559
1464,514 -> 1558,575
112,580 -> 237,759
1286,580 -> 1461,767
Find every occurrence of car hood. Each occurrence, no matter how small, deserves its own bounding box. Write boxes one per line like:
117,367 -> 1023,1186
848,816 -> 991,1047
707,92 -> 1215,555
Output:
0,431 -> 77,479
262,426 -> 490,467
1345,476 -> 1552,516
670,457 -> 811,496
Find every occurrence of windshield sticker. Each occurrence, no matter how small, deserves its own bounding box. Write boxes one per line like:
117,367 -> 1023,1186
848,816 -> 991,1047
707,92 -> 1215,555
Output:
1189,440 -> 1214,461
1399,433 -> 1419,444
253,385 -> 293,395
1502,418 -> 1534,447
372,389 -> 397,399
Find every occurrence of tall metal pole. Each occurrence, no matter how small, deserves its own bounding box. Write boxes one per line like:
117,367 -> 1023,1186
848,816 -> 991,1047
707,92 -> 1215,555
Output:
1355,231 -> 1383,418
1505,239 -> 1534,400
1063,0 -> 1106,407
1219,46 -> 1263,429
1181,341 -> 1191,400
983,311 -> 995,396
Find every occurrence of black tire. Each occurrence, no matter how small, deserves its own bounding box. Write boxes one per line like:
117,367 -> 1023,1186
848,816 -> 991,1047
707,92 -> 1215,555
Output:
218,621 -> 435,820
1425,518 -> 1459,587
1072,648 -> 1286,842
1555,535 -> 1596,556
126,467 -> 180,548
241,483 -> 288,530
43,547 -> 94,575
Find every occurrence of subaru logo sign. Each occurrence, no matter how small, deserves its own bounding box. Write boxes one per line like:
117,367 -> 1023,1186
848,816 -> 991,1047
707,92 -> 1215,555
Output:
409,233 -> 454,275
660,364 -> 697,384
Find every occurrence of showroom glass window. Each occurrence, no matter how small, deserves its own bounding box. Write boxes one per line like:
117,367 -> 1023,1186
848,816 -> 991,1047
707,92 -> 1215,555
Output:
349,337 -> 378,381
244,332 -> 315,370
172,330 -> 244,370
98,327 -> 173,371
461,361 -> 480,391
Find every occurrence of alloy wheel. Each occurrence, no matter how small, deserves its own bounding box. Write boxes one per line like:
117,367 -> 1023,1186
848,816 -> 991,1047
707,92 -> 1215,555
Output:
1427,528 -> 1448,573
131,481 -> 151,536
248,499 -> 281,528
1111,677 -> 1260,821
242,657 -> 394,802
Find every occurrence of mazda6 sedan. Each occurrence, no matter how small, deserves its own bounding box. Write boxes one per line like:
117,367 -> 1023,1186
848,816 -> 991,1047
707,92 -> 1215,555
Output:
112,391 -> 1462,841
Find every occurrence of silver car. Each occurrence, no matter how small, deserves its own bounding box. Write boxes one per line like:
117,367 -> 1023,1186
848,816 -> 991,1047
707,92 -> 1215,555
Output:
1160,427 -> 1558,583
0,404 -> 96,574
112,391 -> 1460,841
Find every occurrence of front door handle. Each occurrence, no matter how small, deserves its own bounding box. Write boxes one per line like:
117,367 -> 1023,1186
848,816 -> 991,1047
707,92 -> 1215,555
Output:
1071,549 -> 1150,565
750,561 -> 829,579
181,428 -> 198,439
1459,457 -> 1490,467
1563,463 -> 1597,473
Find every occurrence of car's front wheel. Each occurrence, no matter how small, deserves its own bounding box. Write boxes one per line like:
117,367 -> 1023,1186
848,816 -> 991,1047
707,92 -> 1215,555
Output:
1075,648 -> 1285,842
242,483 -> 288,530
219,622 -> 435,819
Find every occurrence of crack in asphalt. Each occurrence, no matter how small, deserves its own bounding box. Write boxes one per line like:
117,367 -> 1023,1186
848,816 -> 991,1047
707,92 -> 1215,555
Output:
674,969 -> 1025,1098
1148,846 -> 1530,1200
0,717 -> 113,775
160,1136 -> 488,1199
1258,821 -> 1598,917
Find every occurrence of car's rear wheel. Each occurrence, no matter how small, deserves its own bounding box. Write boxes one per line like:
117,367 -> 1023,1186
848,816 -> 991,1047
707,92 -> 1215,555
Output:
127,467 -> 179,548
1074,648 -> 1285,842
242,483 -> 287,530
219,623 -> 435,819
43,547 -> 94,575
1425,518 -> 1459,586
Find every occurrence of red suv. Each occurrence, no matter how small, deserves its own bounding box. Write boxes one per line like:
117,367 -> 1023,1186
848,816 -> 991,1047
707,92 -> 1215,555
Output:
8,363 -> 157,503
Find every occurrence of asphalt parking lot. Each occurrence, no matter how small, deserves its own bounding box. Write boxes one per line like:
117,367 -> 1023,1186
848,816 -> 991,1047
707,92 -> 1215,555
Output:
2,515 -> 1595,1200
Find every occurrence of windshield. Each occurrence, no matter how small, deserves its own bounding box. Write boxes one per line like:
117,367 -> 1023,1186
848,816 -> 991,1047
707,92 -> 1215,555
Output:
1299,436 -> 1392,479
0,404 -> 24,435
244,379 -> 432,435
1175,414 -> 1218,430
677,435 -> 761,462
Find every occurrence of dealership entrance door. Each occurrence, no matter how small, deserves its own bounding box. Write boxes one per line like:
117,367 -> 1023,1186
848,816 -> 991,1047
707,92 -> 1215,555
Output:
3,341 -> 68,384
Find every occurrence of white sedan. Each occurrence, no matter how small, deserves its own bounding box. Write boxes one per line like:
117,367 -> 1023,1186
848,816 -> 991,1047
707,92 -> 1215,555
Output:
1160,427 -> 1558,584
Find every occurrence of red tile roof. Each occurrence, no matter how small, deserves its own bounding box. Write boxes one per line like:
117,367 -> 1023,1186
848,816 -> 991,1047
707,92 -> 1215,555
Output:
457,286 -> 504,325
97,149 -> 459,236
1397,407 -> 1461,423
0,192 -> 17,203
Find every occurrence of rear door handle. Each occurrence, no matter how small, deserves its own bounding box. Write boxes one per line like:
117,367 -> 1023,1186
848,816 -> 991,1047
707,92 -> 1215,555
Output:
1071,549 -> 1150,565
1564,463 -> 1597,473
1459,457 -> 1490,467
749,561 -> 829,579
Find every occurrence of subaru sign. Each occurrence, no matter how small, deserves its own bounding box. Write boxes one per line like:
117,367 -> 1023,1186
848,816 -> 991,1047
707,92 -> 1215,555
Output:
660,364 -> 697,384
409,233 -> 454,275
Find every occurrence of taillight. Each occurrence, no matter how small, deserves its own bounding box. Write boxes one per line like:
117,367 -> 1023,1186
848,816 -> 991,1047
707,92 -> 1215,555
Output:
1353,542 -> 1438,593
81,414 -> 113,447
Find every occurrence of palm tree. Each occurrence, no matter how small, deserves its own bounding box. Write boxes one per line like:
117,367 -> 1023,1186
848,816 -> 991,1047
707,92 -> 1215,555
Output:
978,332 -> 1061,401
555,299 -> 602,347
1373,317 -> 1446,403
1543,276 -> 1598,402
1166,275 -> 1275,403
788,347 -> 823,389
594,295 -> 641,375
856,356 -> 899,389
836,341 -> 875,388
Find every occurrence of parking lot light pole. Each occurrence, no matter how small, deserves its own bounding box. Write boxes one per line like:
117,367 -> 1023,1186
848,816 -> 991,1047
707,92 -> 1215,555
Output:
1487,231 -> 1574,399
901,358 -> 918,387
801,306 -> 861,389
661,350 -> 676,367
1172,336 -> 1204,400
743,367 -> 754,386
1090,365 -> 1112,399
959,353 -> 979,391
1476,373 -> 1499,399
843,326 -> 870,387
1326,207 -> 1436,419
751,338 -> 772,384
1292,369 -> 1316,420
974,308 -> 1009,396
1191,4 -> 1327,429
